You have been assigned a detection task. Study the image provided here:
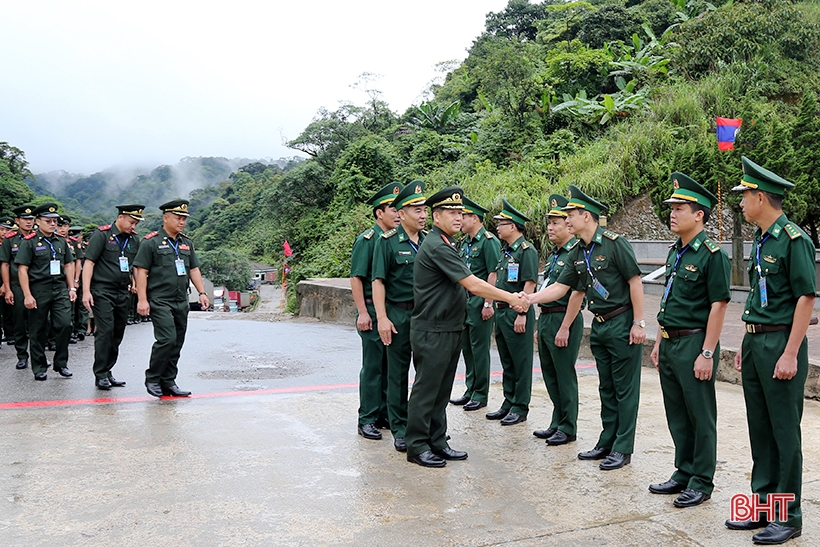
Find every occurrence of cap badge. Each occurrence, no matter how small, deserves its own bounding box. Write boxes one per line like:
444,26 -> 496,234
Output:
49,207 -> 56,212
415,185 -> 422,194
551,198 -> 557,207
673,179 -> 679,189
452,192 -> 461,201
392,187 -> 400,194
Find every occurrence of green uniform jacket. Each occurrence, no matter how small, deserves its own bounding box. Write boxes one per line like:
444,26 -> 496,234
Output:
14,230 -> 75,283
85,224 -> 141,291
350,224 -> 383,299
540,238 -> 580,307
132,228 -> 201,302
371,224 -> 426,303
0,231 -> 27,283
494,235 -> 539,293
459,227 -> 501,323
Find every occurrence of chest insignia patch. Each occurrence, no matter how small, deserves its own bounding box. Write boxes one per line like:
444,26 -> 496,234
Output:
158,245 -> 169,249
685,264 -> 698,272
595,255 -> 606,262
763,255 -> 777,264
35,245 -> 46,251
557,261 -> 564,266
179,244 -> 190,250
398,250 -> 411,255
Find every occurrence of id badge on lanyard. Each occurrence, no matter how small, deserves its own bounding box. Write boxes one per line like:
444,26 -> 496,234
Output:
49,260 -> 61,276
119,256 -> 129,272
507,263 -> 519,283
592,278 -> 610,300
759,276 -> 768,308
175,259 -> 187,276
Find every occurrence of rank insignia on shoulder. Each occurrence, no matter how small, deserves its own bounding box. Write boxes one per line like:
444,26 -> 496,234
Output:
4,231 -> 17,239
381,228 -> 397,238
704,239 -> 720,253
144,231 -> 159,239
484,231 -> 495,239
421,229 -> 428,235
567,239 -> 579,249
784,224 -> 802,240
603,230 -> 619,240
363,228 -> 375,240
521,241 -> 530,249
763,255 -> 777,264
685,264 -> 698,272
668,242 -> 676,248
98,224 -> 112,231
24,232 -> 37,240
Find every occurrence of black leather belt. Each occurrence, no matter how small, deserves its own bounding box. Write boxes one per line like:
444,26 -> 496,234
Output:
594,304 -> 632,323
539,305 -> 567,314
660,327 -> 705,339
496,301 -> 510,309
388,300 -> 414,310
745,324 -> 790,334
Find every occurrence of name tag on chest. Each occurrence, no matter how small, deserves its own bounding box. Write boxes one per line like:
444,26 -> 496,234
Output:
119,256 -> 130,272
175,259 -> 187,276
507,263 -> 519,282
50,260 -> 61,276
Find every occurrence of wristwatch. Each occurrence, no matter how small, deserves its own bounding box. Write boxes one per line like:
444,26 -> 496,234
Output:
199,291 -> 207,296
701,349 -> 714,359
632,320 -> 646,328
483,302 -> 491,308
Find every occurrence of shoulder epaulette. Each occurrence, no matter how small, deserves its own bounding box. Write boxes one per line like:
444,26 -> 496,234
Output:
603,230 -> 619,240
24,232 -> 37,240
69,236 -> 79,242
363,228 -> 375,240
144,231 -> 159,240
704,239 -> 720,253
421,229 -> 428,235
567,239 -> 579,249
484,231 -> 495,239
54,233 -> 64,238
131,229 -> 139,235
381,228 -> 397,239
521,241 -> 531,249
668,242 -> 675,248
4,231 -> 17,239
784,224 -> 802,240
98,224 -> 112,231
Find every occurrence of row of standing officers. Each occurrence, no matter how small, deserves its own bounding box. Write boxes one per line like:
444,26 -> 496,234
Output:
350,155 -> 815,546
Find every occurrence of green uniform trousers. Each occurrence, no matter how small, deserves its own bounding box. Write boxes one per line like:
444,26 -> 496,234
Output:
741,330 -> 808,528
91,288 -> 130,380
537,311 -> 583,436
494,307 -> 534,416
10,284 -> 30,361
385,303 -> 413,439
460,300 -> 494,403
145,299 -> 189,387
1,298 -> 12,341
28,283 -> 72,374
658,332 -> 718,494
406,330 -> 462,458
589,311 -> 642,454
357,303 -> 389,425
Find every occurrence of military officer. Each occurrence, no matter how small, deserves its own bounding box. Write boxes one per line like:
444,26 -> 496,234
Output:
83,205 -> 144,389
0,204 -> 37,368
405,187 -> 530,467
0,216 -> 14,343
486,199 -> 539,426
528,185 -> 645,471
15,203 -> 76,380
133,199 -> 209,398
70,226 -> 89,340
532,195 -> 586,446
350,182 -> 402,441
648,174 -> 730,508
724,157 -> 815,545
371,181 -> 427,453
450,196 -> 501,411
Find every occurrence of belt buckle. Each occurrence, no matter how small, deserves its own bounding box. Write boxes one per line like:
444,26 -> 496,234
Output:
595,315 -> 604,323
746,324 -> 755,334
661,328 -> 669,339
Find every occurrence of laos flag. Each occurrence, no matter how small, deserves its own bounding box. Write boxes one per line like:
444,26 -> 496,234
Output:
716,117 -> 742,150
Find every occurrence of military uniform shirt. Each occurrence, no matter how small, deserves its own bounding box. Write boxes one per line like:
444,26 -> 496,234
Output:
132,228 -> 200,302
540,238 -> 580,307
459,227 -> 501,282
412,226 -> 473,332
656,230 -> 730,329
0,231 -> 26,282
371,224 -> 426,303
556,227 -> 641,315
84,225 -> 141,291
743,214 -> 816,325
14,231 -> 75,283
350,224 -> 383,298
495,235 -> 539,292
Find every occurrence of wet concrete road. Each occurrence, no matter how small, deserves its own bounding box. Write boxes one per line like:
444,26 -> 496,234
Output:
0,314 -> 819,546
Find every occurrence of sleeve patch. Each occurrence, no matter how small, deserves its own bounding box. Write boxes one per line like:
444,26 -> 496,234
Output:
603,230 -> 619,240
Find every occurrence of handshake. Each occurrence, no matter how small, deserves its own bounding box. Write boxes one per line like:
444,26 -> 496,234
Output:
508,291 -> 531,313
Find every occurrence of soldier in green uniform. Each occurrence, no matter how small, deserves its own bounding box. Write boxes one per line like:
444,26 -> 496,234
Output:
449,197 -> 501,411
647,174 -> 730,508
0,204 -> 37,369
371,181 -> 428,453
0,216 -> 14,344
405,187 -> 531,467
350,182 -> 402,441
15,203 -> 76,381
530,185 -> 646,471
485,199 -> 539,426
133,199 -> 210,398
724,157 -> 815,545
70,226 -> 90,340
82,205 -> 144,390
531,195 -> 585,446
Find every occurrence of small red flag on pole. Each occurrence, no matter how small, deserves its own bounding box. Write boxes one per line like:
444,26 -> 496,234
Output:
283,240 -> 293,257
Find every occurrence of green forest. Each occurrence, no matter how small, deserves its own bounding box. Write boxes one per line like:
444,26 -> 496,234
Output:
3,0 -> 820,303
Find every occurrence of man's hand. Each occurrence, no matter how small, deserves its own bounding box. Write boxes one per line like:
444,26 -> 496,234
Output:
481,304 -> 494,321
629,324 -> 646,345
24,295 -> 36,309
650,340 -> 660,371
693,354 -> 713,381
773,353 -> 798,380
357,312 -> 372,331
734,351 -> 742,371
511,293 -> 530,313
513,313 -> 527,333
554,326 -> 570,348
83,292 -> 94,312
137,299 -> 150,317
3,290 -> 12,305
68,289 -> 77,303
199,294 -> 210,310
378,318 -> 398,346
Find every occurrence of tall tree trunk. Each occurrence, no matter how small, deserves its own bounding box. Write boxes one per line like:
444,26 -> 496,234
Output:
732,210 -> 746,286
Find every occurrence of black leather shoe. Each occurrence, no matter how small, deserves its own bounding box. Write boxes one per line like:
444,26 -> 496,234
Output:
578,446 -> 610,460
357,423 -> 382,440
408,450 -> 446,468
599,451 -> 631,470
6,338 -> 15,345
15,358 -> 28,370
449,395 -> 470,405
500,412 -> 526,425
46,343 -> 57,351
34,372 -> 47,381
726,518 -> 768,530
96,377 -> 112,390
53,366 -> 73,378
463,400 -> 487,411
76,332 -> 85,341
752,523 -> 802,544
432,447 -> 468,460
485,408 -> 509,420
374,417 -> 391,429
68,336 -> 78,344
393,438 -> 407,452
649,479 -> 685,495
107,374 -> 126,387
145,381 -> 163,398
546,431 -> 576,445
673,488 -> 710,508
162,384 -> 191,397
533,428 -> 557,439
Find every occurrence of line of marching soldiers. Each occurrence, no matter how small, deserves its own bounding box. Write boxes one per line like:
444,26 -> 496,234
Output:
350,156 -> 815,546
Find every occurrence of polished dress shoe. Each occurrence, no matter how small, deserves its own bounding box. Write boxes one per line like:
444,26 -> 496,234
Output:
15,358 -> 28,370
95,377 -> 112,390
357,423 -> 382,440
408,450 -> 446,468
34,372 -> 47,381
432,447 -> 467,460
578,446 -> 611,460
374,417 -> 391,429
162,384 -> 191,397
599,451 -> 631,470
533,428 -> 557,439
107,374 -> 126,387
673,488 -> 710,508
6,338 -> 14,345
752,522 -> 802,544
485,408 -> 509,420
649,479 -> 685,495
76,332 -> 85,341
68,335 -> 78,344
145,381 -> 163,398
46,343 -> 57,351
546,431 -> 576,445
449,395 -> 470,405
500,412 -> 526,425
53,366 -> 73,378
463,400 -> 487,411
393,438 -> 407,452
726,518 -> 768,530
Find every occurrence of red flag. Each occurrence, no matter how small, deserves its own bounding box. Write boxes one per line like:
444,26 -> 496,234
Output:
283,240 -> 293,257
716,117 -> 742,150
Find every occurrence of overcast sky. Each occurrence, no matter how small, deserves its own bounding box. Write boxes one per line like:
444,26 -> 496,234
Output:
0,0 -> 510,175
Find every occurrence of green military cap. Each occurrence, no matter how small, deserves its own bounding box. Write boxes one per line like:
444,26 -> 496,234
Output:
493,198 -> 530,225
732,156 -> 794,196
394,180 -> 426,210
159,199 -> 190,217
33,203 -> 60,218
664,172 -> 717,208
13,204 -> 37,219
462,196 -> 489,218
0,216 -> 14,229
366,182 -> 403,208
117,204 -> 146,221
69,226 -> 83,235
428,186 -> 464,209
58,215 -> 71,226
547,194 -> 569,217
563,185 -> 607,216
